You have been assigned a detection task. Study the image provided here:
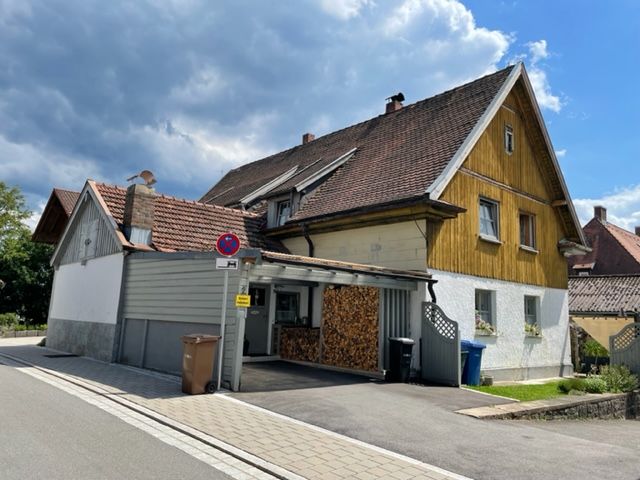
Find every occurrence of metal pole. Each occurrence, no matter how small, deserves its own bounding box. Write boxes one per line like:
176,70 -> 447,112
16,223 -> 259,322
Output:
217,269 -> 229,390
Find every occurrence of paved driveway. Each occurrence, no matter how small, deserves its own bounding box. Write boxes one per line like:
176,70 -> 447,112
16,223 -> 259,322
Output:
233,362 -> 640,480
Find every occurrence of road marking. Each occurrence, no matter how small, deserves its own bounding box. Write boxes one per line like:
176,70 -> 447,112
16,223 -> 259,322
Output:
0,356 -> 280,480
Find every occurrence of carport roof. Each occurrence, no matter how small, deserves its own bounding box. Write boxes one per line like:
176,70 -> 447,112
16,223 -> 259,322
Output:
260,250 -> 433,282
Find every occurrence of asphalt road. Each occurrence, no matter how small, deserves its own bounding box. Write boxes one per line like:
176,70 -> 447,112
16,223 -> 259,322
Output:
234,363 -> 640,480
0,363 -> 231,480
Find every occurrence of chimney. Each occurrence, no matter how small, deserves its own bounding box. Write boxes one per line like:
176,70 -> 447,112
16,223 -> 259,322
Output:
594,205 -> 607,223
123,183 -> 156,245
635,226 -> 640,236
385,92 -> 405,114
302,132 -> 315,144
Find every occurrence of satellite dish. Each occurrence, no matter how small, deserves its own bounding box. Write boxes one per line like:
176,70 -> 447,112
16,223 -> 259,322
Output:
126,170 -> 157,186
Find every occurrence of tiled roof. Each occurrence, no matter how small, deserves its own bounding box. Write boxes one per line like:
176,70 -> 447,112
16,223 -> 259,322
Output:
604,221 -> 640,265
200,66 -> 514,220
93,183 -> 283,253
53,189 -> 80,216
569,275 -> 640,314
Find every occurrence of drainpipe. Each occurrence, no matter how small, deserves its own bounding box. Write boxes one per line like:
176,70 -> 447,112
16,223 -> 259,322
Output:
427,281 -> 437,304
303,224 -> 314,327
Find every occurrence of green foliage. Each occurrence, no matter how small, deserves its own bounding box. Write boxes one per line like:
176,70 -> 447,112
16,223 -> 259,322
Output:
0,312 -> 21,327
558,378 -> 587,393
584,377 -> 607,394
0,182 -> 54,324
468,381 -> 564,401
599,365 -> 639,393
584,339 -> 608,357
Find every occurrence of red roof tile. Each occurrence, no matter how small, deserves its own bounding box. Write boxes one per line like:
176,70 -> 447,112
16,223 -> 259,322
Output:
93,183 -> 283,253
569,275 -> 640,314
53,189 -> 80,216
200,66 -> 514,221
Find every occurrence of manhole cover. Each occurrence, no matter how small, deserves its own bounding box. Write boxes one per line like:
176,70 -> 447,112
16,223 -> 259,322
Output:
43,354 -> 78,358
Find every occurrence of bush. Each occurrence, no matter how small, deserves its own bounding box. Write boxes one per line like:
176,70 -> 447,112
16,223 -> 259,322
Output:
584,377 -> 607,394
584,339 -> 608,358
558,378 -> 587,393
599,365 -> 639,393
0,312 -> 21,327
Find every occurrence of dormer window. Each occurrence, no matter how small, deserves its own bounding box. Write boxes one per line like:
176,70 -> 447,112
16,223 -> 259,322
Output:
276,199 -> 291,226
505,124 -> 514,154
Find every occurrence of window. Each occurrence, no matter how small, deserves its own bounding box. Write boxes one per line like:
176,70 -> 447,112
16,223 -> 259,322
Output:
249,287 -> 266,307
475,289 -> 495,334
524,296 -> 541,336
275,292 -> 299,324
505,124 -> 514,154
519,212 -> 536,249
479,198 -> 500,240
276,200 -> 291,227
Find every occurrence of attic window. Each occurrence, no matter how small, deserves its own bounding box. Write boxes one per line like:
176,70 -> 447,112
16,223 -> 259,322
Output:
505,124 -> 514,154
276,199 -> 291,226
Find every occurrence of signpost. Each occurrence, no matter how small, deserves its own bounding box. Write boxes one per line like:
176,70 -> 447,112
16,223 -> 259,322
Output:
215,232 -> 241,391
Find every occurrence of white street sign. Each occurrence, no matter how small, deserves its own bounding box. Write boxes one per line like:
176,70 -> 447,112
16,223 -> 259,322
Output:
216,257 -> 239,270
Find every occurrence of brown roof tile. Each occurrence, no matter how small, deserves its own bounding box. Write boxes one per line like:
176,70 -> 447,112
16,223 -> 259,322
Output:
604,221 -> 640,265
53,189 -> 80,216
569,275 -> 640,314
93,183 -> 283,253
200,66 -> 514,220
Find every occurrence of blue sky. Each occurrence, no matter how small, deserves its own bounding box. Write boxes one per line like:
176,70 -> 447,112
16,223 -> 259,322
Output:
1,0 -> 639,231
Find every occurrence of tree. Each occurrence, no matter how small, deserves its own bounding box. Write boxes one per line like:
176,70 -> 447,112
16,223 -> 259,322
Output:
0,182 -> 53,324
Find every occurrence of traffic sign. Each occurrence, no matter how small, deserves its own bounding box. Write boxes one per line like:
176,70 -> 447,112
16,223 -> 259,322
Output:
216,258 -> 238,270
216,232 -> 241,256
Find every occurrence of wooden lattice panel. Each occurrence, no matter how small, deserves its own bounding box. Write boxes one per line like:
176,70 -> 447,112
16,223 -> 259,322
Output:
611,323 -> 640,351
423,302 -> 457,340
321,285 -> 379,372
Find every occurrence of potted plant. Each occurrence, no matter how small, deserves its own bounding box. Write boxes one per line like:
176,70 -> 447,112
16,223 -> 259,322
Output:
524,322 -> 541,337
475,311 -> 495,335
582,339 -> 609,373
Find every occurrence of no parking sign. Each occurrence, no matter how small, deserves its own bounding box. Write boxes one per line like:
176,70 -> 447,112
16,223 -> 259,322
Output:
216,232 -> 241,256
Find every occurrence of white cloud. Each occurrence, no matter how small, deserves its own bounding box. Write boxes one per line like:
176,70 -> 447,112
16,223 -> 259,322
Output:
524,39 -> 563,113
319,0 -> 371,20
574,185 -> 640,230
555,149 -> 567,158
24,200 -> 46,231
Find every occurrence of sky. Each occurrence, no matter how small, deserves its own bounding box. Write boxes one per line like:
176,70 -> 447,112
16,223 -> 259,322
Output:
1,0 -> 639,232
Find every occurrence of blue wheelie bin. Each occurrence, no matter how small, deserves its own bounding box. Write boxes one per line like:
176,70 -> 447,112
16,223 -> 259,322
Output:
461,340 -> 486,386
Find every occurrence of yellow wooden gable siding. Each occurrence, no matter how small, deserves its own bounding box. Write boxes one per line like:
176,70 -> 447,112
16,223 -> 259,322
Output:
426,92 -> 569,289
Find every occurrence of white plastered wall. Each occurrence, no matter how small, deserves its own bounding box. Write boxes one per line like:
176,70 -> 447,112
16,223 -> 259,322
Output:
429,269 -> 571,376
49,253 -> 124,325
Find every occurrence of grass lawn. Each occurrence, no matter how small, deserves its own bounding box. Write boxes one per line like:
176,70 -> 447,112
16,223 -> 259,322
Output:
467,381 -> 566,402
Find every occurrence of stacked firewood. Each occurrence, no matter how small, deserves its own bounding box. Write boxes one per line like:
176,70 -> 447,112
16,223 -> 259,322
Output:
279,327 -> 320,363
321,285 -> 379,372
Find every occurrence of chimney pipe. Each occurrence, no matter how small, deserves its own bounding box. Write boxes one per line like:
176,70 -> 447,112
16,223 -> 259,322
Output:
302,133 -> 315,144
594,205 -> 607,223
123,183 -> 156,245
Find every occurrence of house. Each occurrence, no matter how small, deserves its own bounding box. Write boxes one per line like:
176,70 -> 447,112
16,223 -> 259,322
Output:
32,188 -> 80,244
201,62 -> 588,381
568,206 -> 640,276
38,181 -> 434,390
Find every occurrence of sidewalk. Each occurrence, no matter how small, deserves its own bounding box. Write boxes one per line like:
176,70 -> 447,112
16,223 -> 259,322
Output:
0,339 -> 467,480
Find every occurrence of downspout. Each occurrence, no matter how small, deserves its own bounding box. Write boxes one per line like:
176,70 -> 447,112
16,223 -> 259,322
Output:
427,281 -> 437,304
303,224 -> 314,326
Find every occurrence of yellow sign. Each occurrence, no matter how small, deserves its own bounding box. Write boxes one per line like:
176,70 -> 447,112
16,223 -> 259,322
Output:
235,294 -> 251,308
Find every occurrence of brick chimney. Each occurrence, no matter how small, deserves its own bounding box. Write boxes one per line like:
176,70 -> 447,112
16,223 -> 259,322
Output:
302,133 -> 315,144
385,100 -> 403,114
123,183 -> 156,244
594,205 -> 607,223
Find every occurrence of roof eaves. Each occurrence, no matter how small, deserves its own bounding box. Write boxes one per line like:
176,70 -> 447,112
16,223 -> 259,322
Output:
295,147 -> 357,192
239,165 -> 299,206
426,63 -> 522,201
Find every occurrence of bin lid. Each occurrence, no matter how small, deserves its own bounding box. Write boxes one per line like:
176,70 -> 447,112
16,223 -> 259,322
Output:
389,337 -> 415,344
461,339 -> 486,349
181,334 -> 221,344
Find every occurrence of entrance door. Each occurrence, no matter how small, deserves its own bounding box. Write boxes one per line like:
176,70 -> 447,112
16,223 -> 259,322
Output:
245,285 -> 270,355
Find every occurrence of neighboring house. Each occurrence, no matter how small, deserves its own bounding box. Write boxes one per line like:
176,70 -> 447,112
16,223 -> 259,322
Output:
36,181 -> 432,390
32,189 -> 80,244
567,206 -> 640,354
201,62 -> 589,381
568,206 -> 640,276
569,274 -> 639,354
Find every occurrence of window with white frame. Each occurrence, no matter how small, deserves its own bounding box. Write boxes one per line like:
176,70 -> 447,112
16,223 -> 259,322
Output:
519,212 -> 536,249
275,199 -> 291,227
475,289 -> 495,334
479,198 -> 500,240
524,295 -> 541,336
505,124 -> 514,154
